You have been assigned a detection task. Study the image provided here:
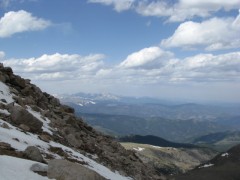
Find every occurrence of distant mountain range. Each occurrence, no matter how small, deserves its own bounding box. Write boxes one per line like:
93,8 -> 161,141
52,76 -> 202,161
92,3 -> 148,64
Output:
59,92 -> 240,149
76,112 -> 239,143
59,92 -> 240,120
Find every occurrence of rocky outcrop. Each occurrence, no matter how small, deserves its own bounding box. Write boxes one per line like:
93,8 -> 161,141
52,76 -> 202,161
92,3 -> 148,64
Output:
30,163 -> 48,174
24,146 -> 44,163
9,106 -> 43,133
48,159 -> 106,180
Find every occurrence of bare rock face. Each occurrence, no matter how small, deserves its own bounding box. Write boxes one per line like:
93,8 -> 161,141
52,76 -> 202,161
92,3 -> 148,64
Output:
9,106 -> 43,133
10,75 -> 26,89
48,159 -> 106,180
24,146 -> 44,163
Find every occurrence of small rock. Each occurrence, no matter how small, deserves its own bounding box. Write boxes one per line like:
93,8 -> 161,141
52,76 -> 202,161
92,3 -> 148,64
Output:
0,142 -> 13,150
1,122 -> 10,129
1,99 -> 7,103
39,134 -> 51,142
24,146 -> 44,162
30,163 -> 48,172
19,124 -> 30,131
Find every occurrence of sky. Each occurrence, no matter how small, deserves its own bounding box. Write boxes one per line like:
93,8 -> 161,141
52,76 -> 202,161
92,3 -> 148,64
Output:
0,0 -> 240,103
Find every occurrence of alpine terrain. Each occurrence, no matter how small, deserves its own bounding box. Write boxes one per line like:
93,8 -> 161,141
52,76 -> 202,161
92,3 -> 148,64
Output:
0,63 -> 165,180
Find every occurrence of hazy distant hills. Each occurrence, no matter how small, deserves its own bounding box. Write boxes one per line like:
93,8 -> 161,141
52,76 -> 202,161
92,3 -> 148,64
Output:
59,92 -> 240,146
59,92 -> 240,120
193,131 -> 240,151
77,113 -> 238,143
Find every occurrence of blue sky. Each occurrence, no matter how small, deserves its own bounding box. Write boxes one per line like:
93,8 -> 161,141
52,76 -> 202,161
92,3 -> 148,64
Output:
0,0 -> 240,103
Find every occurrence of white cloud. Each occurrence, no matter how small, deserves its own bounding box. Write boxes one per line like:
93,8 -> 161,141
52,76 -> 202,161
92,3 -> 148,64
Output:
0,51 -> 5,59
88,0 -> 135,12
116,48 -> 240,83
179,0 -> 240,11
161,12 -> 240,50
0,10 -> 51,38
135,1 -> 173,18
88,0 -> 240,22
2,53 -> 105,80
167,52 -> 240,82
119,47 -> 173,69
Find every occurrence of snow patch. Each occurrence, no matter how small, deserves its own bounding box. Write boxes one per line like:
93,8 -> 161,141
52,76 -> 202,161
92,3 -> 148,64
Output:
133,147 -> 145,152
0,119 -> 132,180
0,119 -> 49,151
151,145 -> 163,149
26,106 -> 54,135
0,109 -> 10,115
89,101 -> 96,105
221,153 -> 229,157
0,155 -> 52,180
0,81 -> 14,104
199,163 -> 214,168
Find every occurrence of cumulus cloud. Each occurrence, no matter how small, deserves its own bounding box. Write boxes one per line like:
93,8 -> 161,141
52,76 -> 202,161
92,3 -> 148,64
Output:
2,50 -> 240,92
167,52 -> 240,82
179,0 -> 240,11
119,47 -> 173,69
0,10 -> 51,38
168,0 -> 240,22
2,53 -> 105,80
88,0 -> 240,22
135,1 -> 172,18
116,48 -> 240,83
88,0 -> 135,12
2,50 -> 240,102
161,12 -> 240,50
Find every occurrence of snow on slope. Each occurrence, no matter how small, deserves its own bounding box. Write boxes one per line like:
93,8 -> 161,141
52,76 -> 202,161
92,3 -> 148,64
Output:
0,155 -> 52,180
26,106 -> 55,135
0,119 -> 131,180
0,81 -> 14,104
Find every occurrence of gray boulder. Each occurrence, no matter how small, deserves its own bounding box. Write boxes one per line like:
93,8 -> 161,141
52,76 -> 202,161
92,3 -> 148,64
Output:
9,106 -> 43,133
30,163 -> 48,172
24,146 -> 44,162
10,75 -> 26,89
48,159 -> 106,180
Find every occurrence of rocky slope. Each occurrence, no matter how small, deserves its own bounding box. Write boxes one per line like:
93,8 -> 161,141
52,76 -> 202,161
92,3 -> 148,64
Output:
0,63 -> 165,180
121,143 -> 217,176
171,144 -> 240,180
